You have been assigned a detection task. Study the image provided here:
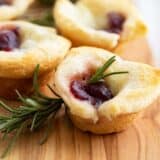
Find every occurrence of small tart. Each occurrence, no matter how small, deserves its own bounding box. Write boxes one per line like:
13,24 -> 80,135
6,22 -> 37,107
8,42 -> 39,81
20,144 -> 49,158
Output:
54,47 -> 160,134
0,21 -> 71,99
54,0 -> 147,50
0,0 -> 34,20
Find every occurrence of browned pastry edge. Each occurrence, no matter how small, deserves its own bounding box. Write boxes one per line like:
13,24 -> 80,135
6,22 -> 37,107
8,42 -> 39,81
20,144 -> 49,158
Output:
0,70 -> 53,100
69,111 -> 141,134
57,28 -> 117,51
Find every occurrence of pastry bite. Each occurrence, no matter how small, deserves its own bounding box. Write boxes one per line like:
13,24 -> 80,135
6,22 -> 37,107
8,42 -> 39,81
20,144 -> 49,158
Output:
54,0 -> 147,50
0,21 -> 71,99
0,0 -> 34,20
54,47 -> 160,134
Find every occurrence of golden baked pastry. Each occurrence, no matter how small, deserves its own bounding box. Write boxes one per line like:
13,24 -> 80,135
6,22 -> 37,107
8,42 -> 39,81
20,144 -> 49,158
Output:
0,21 -> 71,99
54,0 -> 147,50
0,0 -> 34,20
54,47 -> 160,134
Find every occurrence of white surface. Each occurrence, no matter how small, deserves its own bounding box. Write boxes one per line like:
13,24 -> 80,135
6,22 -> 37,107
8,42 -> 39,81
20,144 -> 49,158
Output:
135,0 -> 160,67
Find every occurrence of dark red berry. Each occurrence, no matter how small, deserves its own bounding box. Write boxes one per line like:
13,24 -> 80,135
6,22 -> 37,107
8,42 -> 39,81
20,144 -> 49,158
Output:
0,0 -> 12,5
85,82 -> 113,101
0,27 -> 20,51
70,80 -> 113,107
106,12 -> 126,34
70,80 -> 90,101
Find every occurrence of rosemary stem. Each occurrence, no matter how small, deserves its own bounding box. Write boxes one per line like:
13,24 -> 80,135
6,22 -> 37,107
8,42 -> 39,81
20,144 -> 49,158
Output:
0,64 -> 63,158
102,71 -> 129,79
88,56 -> 129,84
1,122 -> 26,158
0,101 -> 17,113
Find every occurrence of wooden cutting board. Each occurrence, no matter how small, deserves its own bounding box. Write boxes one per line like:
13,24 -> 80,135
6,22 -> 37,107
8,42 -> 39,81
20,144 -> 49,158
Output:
0,2 -> 160,160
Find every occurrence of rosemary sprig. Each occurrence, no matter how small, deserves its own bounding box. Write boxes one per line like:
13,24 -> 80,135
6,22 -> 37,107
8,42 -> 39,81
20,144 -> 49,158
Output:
0,65 -> 63,158
88,56 -> 128,84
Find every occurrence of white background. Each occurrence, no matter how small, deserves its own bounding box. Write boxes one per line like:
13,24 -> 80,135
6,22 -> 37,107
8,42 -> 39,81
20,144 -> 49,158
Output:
135,0 -> 160,67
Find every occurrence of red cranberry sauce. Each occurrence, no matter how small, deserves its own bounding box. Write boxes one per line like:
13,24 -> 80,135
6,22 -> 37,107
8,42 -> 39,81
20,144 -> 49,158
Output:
70,74 -> 113,107
0,0 -> 12,5
0,26 -> 20,51
106,12 -> 126,34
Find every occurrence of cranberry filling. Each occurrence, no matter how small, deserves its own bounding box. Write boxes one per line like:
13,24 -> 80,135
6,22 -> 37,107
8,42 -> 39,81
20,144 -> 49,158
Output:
70,80 -> 113,107
106,12 -> 126,34
0,27 -> 20,51
0,0 -> 12,5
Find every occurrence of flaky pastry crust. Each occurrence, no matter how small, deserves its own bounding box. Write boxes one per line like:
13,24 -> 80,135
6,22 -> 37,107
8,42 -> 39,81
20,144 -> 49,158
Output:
69,112 -> 140,134
0,21 -> 71,99
0,21 -> 71,79
54,47 -> 160,133
54,0 -> 147,50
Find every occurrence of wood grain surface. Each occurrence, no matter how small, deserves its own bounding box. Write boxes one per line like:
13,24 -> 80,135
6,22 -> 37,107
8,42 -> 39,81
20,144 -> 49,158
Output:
0,2 -> 159,160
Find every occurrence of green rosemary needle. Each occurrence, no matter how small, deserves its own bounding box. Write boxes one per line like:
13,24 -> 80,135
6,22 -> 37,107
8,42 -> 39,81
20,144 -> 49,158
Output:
0,65 -> 63,158
88,56 -> 129,84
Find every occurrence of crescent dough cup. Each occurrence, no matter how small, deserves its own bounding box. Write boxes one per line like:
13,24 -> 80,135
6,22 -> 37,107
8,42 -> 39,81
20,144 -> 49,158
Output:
53,0 -> 147,51
0,0 -> 34,20
54,47 -> 160,134
0,21 -> 71,99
